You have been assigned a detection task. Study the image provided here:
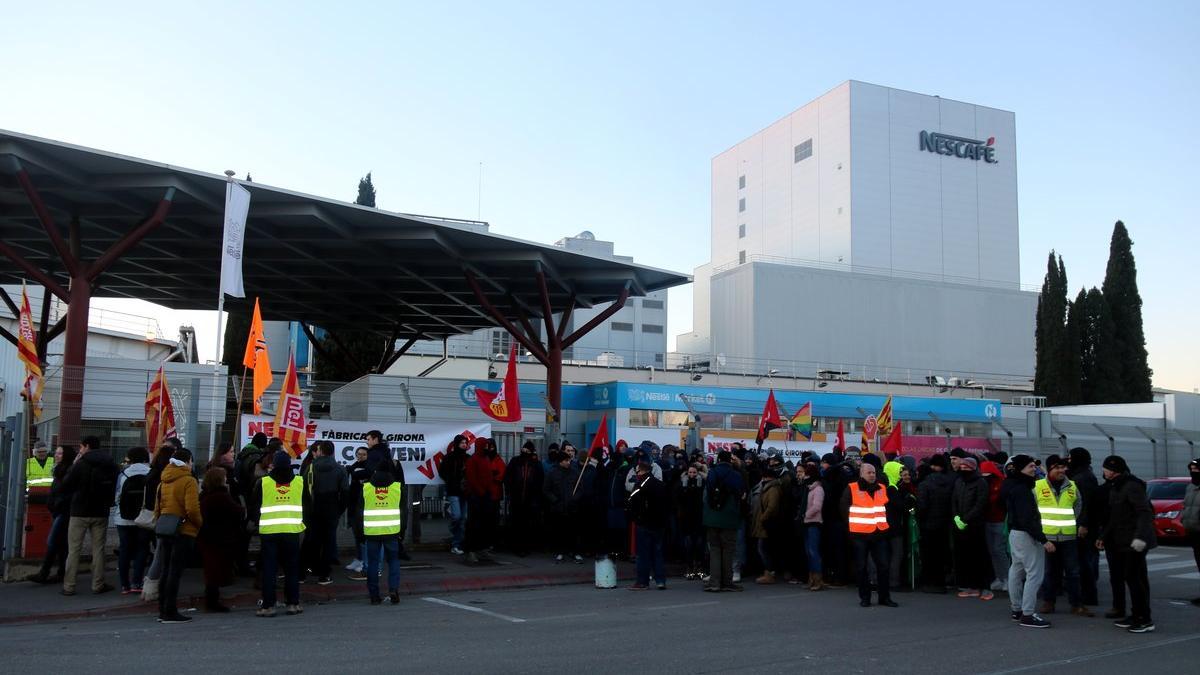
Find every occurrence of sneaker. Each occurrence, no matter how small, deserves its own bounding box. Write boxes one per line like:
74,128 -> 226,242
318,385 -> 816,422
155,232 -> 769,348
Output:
348,572 -> 368,581
574,554 -> 584,564
880,599 -> 899,608
60,588 -> 76,596
465,552 -> 479,564
93,583 -> 115,595
285,604 -> 303,615
732,570 -> 742,584
256,607 -> 276,617
699,574 -> 711,583
1127,621 -> 1156,634
721,584 -> 744,592
317,577 -> 333,586
370,597 -> 383,606
1104,608 -> 1125,619
656,583 -> 667,590
1070,606 -> 1094,618
345,560 -> 363,572
703,585 -> 720,593
990,579 -> 1004,592
159,613 -> 192,624
121,588 -> 135,595
450,547 -> 464,555
957,589 -> 980,598
555,554 -> 564,563
628,584 -> 650,591
1019,614 -> 1051,629
1011,610 -> 1022,622
131,586 -> 143,594
388,591 -> 400,605
1113,616 -> 1135,629
979,591 -> 995,601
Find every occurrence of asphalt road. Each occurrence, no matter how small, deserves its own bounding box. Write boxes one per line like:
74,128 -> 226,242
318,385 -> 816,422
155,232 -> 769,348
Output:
3,544 -> 1197,674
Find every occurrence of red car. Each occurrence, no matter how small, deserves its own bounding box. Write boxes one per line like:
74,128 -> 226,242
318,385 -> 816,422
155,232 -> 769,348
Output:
1147,478 -> 1190,541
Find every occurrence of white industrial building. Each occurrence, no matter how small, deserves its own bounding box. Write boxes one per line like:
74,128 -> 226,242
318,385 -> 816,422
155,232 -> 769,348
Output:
679,81 -> 1038,386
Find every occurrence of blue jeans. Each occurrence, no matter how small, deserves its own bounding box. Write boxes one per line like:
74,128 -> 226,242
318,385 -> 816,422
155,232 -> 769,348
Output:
805,525 -> 823,576
117,525 -> 151,590
1041,538 -> 1082,607
635,526 -> 666,586
447,496 -> 467,549
365,536 -> 401,600
734,521 -> 746,569
261,533 -> 301,608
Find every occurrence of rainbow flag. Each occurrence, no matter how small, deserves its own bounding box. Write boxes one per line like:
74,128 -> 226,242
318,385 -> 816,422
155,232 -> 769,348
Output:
789,401 -> 813,440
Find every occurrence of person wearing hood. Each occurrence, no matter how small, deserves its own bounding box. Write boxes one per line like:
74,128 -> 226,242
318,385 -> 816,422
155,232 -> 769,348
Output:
820,452 -> 849,588
751,456 -> 786,584
153,448 -> 203,623
438,434 -> 470,555
979,459 -> 1010,593
841,462 -> 897,608
61,436 -> 119,597
1182,458 -> 1200,606
1001,455 -> 1051,629
1096,455 -> 1156,633
601,446 -> 636,559
627,457 -> 668,590
464,437 -> 506,563
114,446 -> 152,595
625,443 -> 664,492
1067,447 -> 1101,606
252,450 -> 306,617
363,462 -> 404,605
952,456 -> 993,600
504,440 -> 544,557
543,450 -> 582,562
303,441 -> 346,585
674,463 -> 706,579
916,453 -> 954,593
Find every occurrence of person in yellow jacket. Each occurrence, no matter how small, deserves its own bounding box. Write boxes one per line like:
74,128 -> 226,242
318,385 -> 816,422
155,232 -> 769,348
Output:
363,461 -> 404,605
1035,454 -> 1091,617
26,441 -> 54,493
154,448 -> 203,624
252,450 -> 305,617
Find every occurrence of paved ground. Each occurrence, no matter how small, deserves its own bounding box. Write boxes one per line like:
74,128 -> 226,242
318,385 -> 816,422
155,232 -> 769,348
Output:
0,543 -> 1196,673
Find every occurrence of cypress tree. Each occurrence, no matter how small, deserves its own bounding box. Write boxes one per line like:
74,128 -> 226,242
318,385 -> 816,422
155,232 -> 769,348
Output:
1034,252 -> 1071,404
1080,287 -> 1123,403
1062,290 -> 1083,405
1033,252 -> 1059,401
356,172 -> 377,208
1101,221 -> 1153,401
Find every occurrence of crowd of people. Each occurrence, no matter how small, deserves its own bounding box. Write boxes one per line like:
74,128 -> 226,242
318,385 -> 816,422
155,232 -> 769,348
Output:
22,430 -> 1200,634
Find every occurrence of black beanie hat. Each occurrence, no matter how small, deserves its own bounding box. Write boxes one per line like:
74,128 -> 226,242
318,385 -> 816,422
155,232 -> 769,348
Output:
928,454 -> 948,470
1068,447 -> 1091,467
1010,454 -> 1035,474
861,453 -> 882,470
1102,455 -> 1129,474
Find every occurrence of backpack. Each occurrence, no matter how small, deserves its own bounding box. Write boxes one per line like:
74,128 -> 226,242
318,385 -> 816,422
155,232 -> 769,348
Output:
238,449 -> 265,493
118,471 -> 148,520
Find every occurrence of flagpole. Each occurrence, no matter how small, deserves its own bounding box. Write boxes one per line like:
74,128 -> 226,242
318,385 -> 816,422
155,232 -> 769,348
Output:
233,364 -> 248,448
207,173 -> 236,456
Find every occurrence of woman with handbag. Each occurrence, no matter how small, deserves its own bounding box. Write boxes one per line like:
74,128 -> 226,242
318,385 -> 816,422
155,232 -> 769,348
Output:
153,447 -> 203,624
139,444 -> 177,601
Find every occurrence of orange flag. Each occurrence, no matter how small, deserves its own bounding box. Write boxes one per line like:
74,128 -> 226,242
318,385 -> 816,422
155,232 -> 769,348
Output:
476,343 -> 522,422
17,283 -> 44,418
273,354 -> 307,457
145,366 -> 178,450
242,298 -> 273,415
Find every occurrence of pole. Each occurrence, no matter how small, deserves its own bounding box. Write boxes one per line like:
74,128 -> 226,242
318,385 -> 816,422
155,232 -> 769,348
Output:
207,294 -> 224,455
233,364 -> 248,448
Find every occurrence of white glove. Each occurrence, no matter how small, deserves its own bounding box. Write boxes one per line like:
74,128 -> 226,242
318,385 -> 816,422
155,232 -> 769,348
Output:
1130,538 -> 1147,552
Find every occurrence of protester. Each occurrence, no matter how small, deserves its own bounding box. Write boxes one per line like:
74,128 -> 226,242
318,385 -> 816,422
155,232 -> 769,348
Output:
236,433 -> 269,497
600,445 -> 634,559
1183,458 -> 1200,606
916,453 -> 954,593
1097,455 -> 1156,633
303,440 -> 346,584
464,437 -> 506,563
750,459 -> 784,584
438,435 -> 470,555
702,449 -> 744,592
61,436 -> 119,596
1067,447 -> 1101,606
675,464 -> 706,579
627,457 -> 668,590
843,462 -> 896,608
1036,454 -> 1091,617
981,459 -> 1010,593
801,462 -> 825,591
26,441 -> 54,492
881,466 -> 906,591
154,448 -> 203,623
253,450 -> 305,617
139,444 -> 177,600
114,447 -> 152,595
208,442 -> 238,497
1002,454 -> 1051,628
199,466 -> 243,612
27,445 -> 77,584
505,441 -> 544,557
820,452 -> 849,587
363,460 -> 404,605
345,446 -> 371,578
543,450 -> 582,562
952,456 -> 993,600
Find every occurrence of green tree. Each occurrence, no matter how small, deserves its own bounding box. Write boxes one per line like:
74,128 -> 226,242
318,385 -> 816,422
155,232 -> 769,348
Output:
356,172 -> 376,208
1061,290 -> 1083,405
1101,221 -> 1153,401
1034,252 -> 1070,404
1079,287 -> 1123,403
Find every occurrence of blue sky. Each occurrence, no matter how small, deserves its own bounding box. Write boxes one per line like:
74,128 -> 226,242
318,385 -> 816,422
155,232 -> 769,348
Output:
2,1 -> 1197,391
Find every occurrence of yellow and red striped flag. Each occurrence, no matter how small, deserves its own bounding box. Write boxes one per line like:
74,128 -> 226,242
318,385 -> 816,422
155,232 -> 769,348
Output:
242,298 -> 273,415
16,283 -> 44,419
273,354 -> 307,457
877,395 -> 894,437
145,366 -> 178,449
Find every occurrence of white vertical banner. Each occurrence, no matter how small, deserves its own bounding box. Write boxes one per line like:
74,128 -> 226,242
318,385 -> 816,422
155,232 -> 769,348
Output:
220,181 -> 251,298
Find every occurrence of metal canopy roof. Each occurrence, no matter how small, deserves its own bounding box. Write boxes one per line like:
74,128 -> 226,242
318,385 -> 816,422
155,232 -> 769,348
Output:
0,129 -> 690,338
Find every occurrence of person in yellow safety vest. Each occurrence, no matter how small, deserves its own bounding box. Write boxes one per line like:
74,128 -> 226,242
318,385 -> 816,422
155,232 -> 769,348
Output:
1034,454 -> 1092,617
882,452 -> 903,492
841,462 -> 898,608
252,450 -> 305,618
363,460 -> 404,605
26,442 -> 55,494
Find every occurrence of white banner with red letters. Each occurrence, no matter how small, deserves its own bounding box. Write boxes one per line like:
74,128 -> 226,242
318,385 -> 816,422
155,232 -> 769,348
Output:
239,416 -> 490,486
701,435 -> 837,461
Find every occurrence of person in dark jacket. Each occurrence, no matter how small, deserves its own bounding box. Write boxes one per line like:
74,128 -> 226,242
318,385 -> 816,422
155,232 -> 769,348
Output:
303,441 -> 346,584
1096,455 -> 1156,633
252,451 -> 304,616
345,447 -> 371,578
627,458 -> 668,589
600,447 -> 635,559
820,452 -> 850,587
61,436 -> 119,595
703,450 -> 745,591
1002,455 -> 1051,628
438,435 -> 470,554
1067,447 -> 1101,606
504,441 -> 544,557
464,437 -> 505,562
542,451 -> 582,562
675,464 -> 706,579
199,467 -> 244,612
27,445 -> 78,584
1183,458 -> 1200,607
916,454 -> 954,592
952,457 -> 993,599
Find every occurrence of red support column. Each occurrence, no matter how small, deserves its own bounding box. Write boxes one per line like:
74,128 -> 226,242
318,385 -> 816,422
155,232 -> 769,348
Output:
59,272 -> 91,447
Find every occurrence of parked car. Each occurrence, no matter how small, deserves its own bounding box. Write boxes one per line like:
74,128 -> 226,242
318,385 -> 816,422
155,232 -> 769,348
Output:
1147,478 -> 1190,541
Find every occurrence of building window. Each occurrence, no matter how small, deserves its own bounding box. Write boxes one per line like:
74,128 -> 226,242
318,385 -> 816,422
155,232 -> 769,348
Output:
738,250 -> 746,265
611,322 -> 633,332
629,409 -> 658,427
642,299 -> 664,310
642,324 -> 664,334
655,353 -> 664,364
794,138 -> 812,163
661,411 -> 690,427
738,224 -> 746,238
738,197 -> 745,212
490,330 -> 512,356
738,175 -> 746,190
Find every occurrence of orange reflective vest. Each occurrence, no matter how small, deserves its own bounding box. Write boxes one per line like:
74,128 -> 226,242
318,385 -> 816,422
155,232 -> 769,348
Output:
848,483 -> 889,534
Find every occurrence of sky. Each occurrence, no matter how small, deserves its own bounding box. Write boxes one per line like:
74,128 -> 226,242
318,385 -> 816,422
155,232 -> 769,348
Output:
2,1 -> 1198,392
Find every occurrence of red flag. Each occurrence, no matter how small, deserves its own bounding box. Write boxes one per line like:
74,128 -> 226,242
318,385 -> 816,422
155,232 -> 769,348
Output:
17,282 -> 43,419
273,354 -> 307,457
145,366 -> 178,450
587,413 -> 610,459
836,419 -> 846,450
881,423 -> 903,454
475,343 -> 522,422
755,389 -> 783,447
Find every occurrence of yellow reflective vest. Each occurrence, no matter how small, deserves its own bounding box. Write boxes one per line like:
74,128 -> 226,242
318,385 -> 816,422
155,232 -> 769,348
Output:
362,482 -> 403,537
26,457 -> 54,489
260,476 -> 306,534
1035,477 -> 1077,536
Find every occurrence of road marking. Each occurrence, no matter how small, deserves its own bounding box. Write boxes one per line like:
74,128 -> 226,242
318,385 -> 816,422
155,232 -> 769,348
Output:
421,597 -> 526,623
1170,571 -> 1199,580
1145,560 -> 1198,573
644,600 -> 720,611
525,612 -> 601,622
980,633 -> 1200,675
